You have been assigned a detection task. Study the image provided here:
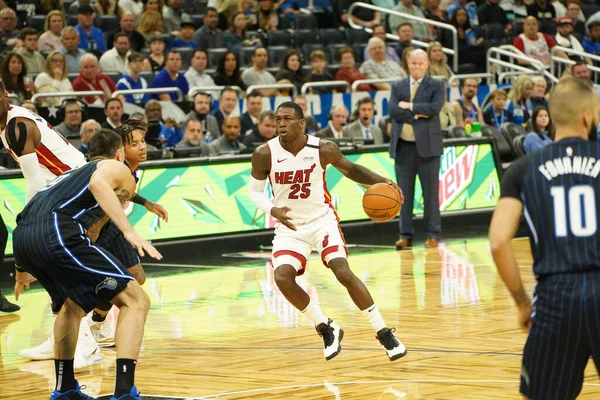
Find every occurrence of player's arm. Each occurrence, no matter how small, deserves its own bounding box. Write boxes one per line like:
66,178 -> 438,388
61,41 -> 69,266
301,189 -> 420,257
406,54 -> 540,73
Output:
132,192 -> 169,222
90,160 -> 162,259
5,117 -> 44,202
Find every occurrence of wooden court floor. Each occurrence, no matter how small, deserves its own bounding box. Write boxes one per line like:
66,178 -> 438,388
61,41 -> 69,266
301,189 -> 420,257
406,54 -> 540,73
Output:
1,237 -> 600,399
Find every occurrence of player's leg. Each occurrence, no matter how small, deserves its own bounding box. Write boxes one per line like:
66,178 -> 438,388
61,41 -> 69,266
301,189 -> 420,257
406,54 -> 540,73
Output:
394,142 -> 417,249
415,155 -> 441,246
0,214 -> 19,312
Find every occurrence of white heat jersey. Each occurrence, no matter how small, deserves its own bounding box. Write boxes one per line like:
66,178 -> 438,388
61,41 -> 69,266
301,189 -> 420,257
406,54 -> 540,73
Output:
1,105 -> 86,183
267,135 -> 336,224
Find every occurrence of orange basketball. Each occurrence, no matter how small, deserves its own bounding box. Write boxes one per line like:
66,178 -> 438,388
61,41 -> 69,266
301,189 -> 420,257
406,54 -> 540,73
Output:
362,183 -> 403,222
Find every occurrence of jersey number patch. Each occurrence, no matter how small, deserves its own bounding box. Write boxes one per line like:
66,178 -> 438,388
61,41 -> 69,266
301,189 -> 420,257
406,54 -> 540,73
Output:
289,183 -> 311,199
551,185 -> 597,237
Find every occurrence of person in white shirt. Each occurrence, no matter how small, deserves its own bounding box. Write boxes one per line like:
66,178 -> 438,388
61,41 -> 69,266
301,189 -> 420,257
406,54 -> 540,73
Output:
34,51 -> 74,107
99,32 -> 132,74
118,0 -> 144,15
555,15 -> 592,64
184,49 -> 217,96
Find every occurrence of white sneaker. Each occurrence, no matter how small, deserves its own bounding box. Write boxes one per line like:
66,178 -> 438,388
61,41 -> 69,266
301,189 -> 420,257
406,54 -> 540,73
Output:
20,329 -> 54,360
316,319 -> 344,360
376,327 -> 407,361
74,319 -> 102,370
88,316 -> 115,348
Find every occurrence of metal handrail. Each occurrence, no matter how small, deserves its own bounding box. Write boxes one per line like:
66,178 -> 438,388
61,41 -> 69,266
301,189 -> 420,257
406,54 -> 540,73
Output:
301,81 -> 350,95
448,73 -> 493,86
351,78 -> 397,91
188,85 -> 243,97
347,2 -> 459,71
112,87 -> 184,101
486,46 -> 550,84
551,46 -> 600,79
31,91 -> 107,103
497,70 -> 543,84
7,94 -> 20,104
246,83 -> 298,97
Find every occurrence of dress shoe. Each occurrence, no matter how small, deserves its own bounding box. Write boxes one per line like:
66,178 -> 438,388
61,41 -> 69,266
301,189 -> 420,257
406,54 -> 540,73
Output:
0,291 -> 20,312
395,238 -> 413,250
425,238 -> 439,248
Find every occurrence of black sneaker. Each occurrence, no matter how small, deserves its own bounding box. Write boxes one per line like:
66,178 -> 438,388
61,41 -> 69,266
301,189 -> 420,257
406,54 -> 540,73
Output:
376,327 -> 407,361
0,291 -> 19,313
316,319 -> 344,360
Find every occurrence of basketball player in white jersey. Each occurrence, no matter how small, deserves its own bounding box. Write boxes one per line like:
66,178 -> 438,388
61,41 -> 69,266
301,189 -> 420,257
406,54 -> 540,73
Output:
249,101 -> 407,361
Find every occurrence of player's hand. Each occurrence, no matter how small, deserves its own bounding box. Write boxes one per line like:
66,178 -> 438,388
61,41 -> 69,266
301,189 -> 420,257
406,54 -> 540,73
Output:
271,206 -> 296,231
517,302 -> 533,332
123,231 -> 163,260
145,200 -> 168,222
416,114 -> 429,119
385,180 -> 404,204
14,270 -> 36,301
398,101 -> 411,110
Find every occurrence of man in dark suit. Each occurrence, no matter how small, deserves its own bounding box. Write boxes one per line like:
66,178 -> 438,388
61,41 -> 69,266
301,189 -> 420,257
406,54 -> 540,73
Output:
240,91 -> 262,137
389,49 -> 445,250
316,105 -> 349,139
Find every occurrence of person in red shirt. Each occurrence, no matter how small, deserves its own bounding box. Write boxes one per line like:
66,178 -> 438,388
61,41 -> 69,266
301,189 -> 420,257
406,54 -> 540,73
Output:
512,16 -> 568,69
73,53 -> 123,105
334,47 -> 373,92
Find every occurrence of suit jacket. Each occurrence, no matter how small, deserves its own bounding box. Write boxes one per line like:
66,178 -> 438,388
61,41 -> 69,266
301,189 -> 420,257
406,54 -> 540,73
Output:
388,75 -> 445,158
209,135 -> 247,155
342,120 -> 384,144
316,126 -> 337,139
240,112 -> 257,137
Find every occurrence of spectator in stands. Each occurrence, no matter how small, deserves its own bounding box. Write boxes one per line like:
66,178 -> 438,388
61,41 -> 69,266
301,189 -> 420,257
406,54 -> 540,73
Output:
478,0 -> 512,35
251,0 -> 279,32
16,28 -> 45,74
168,21 -> 199,50
523,105 -> 554,153
224,11 -> 262,55
129,111 -> 148,123
68,0 -> 93,14
294,95 -> 319,135
566,0 -> 585,37
423,0 -> 448,23
38,11 -> 65,52
527,0 -> 556,22
400,46 -> 415,75
390,0 -> 433,41
116,52 -> 150,104
240,91 -> 262,136
555,16 -> 590,63
500,0 -> 528,25
150,50 -> 190,101
317,105 -> 349,139
185,92 -> 220,142
78,119 -> 101,157
193,7 -> 225,49
446,0 -> 477,24
513,16 -> 568,69
55,98 -> 83,140
4,0 -> 43,27
75,4 -> 108,55
445,8 -> 486,71
571,61 -> 600,98
213,51 -> 246,91
363,25 -> 401,62
360,37 -> 406,90
174,118 -> 211,154
34,51 -> 73,107
96,0 -> 123,16
483,89 -> 513,130
276,50 -> 306,94
137,11 -> 166,44
216,0 -> 242,31
309,50 -> 334,95
451,78 -> 485,127
20,100 -> 38,113
0,8 -> 20,53
505,74 -> 534,127
213,87 -> 240,134
119,0 -> 144,15
553,0 -> 584,21
242,110 -> 277,149
210,116 -> 247,154
144,100 -> 184,147
40,0 -> 65,14
426,41 -> 454,80
100,32 -> 132,74
583,21 -> 600,56
102,97 -> 124,129
0,52 -> 34,101
241,47 -> 276,96
142,35 -> 166,73
335,47 -> 373,92
337,0 -> 381,28
530,75 -> 549,108
394,23 -> 415,61
59,27 -> 87,74
184,49 -> 216,92
163,0 -> 191,33
108,12 -> 146,52
342,97 -> 383,144
73,53 -> 118,105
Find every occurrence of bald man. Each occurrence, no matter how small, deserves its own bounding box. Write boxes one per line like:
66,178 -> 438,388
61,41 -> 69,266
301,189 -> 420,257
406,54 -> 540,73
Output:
512,16 -> 568,69
389,49 -> 444,250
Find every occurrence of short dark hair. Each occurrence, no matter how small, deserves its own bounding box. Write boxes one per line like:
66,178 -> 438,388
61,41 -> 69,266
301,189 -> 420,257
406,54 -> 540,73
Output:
461,77 -> 479,87
193,48 -> 207,58
572,60 -> 588,71
205,7 -> 217,14
253,46 -> 267,57
276,101 -> 304,119
247,91 -> 261,100
357,96 -> 375,108
259,110 -> 276,123
114,31 -> 129,42
128,52 -> 143,63
104,97 -> 123,110
87,129 -> 123,159
114,119 -> 149,145
167,49 -> 181,58
220,86 -> 238,98
20,27 -> 38,40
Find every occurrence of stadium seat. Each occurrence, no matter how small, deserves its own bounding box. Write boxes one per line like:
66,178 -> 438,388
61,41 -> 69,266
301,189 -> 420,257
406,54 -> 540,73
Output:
581,2 -> 600,19
352,44 -> 366,63
328,43 -> 349,63
513,21 -> 524,35
540,20 -> 556,36
278,14 -> 292,30
319,28 -> 346,46
207,48 -> 228,69
239,46 -> 256,68
345,29 -> 371,45
67,15 -> 78,27
27,15 -> 46,32
481,125 -> 497,138
513,135 -> 526,158
268,46 -> 290,67
161,33 -> 173,48
447,126 -> 466,138
294,29 -> 319,48
190,14 -> 204,29
172,47 -> 195,71
294,13 -> 318,30
484,23 -> 504,41
268,30 -> 292,46
105,72 -> 121,84
501,122 -> 527,158
140,71 -> 155,87
302,43 -> 327,63
95,15 -> 119,33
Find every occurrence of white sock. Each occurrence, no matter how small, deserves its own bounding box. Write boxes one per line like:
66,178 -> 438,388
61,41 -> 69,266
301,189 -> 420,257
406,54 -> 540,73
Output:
362,304 -> 386,332
301,299 -> 329,326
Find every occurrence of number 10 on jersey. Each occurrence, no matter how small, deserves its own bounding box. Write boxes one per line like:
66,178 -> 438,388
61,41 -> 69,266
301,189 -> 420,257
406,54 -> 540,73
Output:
551,185 -> 597,237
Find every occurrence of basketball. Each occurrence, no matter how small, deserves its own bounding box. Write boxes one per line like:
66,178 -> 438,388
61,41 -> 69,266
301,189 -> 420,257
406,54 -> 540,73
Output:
362,183 -> 403,222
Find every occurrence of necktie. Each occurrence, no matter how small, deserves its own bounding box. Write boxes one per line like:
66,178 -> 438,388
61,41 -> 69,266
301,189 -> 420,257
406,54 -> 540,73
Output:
365,128 -> 371,139
400,80 -> 419,142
